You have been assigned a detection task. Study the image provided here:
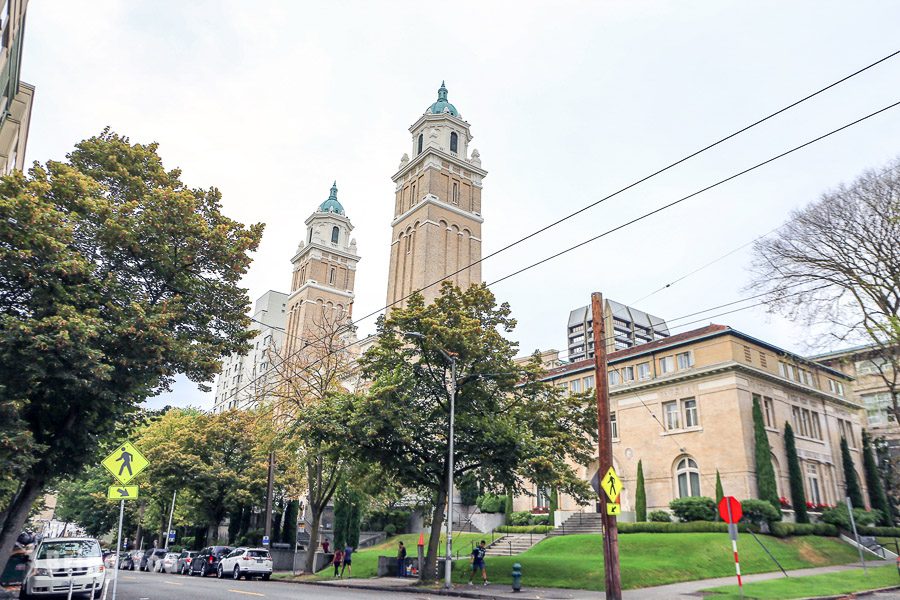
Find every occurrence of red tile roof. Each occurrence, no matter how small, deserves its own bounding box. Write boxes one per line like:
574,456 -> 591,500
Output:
542,324 -> 730,379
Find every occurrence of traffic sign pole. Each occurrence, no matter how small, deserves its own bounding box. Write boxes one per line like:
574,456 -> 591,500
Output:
164,490 -> 176,550
111,499 -> 124,600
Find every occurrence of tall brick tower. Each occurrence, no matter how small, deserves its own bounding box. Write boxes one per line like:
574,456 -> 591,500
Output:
284,182 -> 359,356
385,82 -> 487,309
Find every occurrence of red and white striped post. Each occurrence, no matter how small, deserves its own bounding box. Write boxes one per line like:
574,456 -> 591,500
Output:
719,496 -> 744,599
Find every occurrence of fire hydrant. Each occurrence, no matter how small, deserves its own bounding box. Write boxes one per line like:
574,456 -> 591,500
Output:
511,562 -> 522,592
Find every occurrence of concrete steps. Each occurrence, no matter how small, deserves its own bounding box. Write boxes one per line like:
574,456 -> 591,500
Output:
546,512 -> 604,536
484,533 -> 546,556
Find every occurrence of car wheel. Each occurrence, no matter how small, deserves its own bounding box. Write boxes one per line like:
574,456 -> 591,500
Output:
200,564 -> 208,577
217,565 -> 224,579
233,566 -> 241,580
19,585 -> 33,599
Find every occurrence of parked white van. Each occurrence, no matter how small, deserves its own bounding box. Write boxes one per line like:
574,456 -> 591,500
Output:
20,537 -> 105,599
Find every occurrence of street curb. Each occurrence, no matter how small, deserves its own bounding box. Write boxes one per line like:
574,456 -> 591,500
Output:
794,583 -> 900,600
272,577 -> 522,599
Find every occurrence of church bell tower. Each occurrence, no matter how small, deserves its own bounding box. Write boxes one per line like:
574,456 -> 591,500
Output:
385,82 -> 487,309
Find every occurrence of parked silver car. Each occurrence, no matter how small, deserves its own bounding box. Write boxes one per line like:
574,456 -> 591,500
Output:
176,550 -> 197,575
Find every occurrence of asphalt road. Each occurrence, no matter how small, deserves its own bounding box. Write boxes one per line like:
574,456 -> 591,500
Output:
100,570 -> 450,600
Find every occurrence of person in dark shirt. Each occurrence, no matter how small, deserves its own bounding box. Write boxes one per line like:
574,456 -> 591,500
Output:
322,538 -> 330,554
397,541 -> 407,577
340,545 -> 353,578
332,548 -> 343,577
468,540 -> 488,586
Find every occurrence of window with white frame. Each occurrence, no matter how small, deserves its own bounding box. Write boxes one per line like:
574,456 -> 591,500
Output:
806,462 -> 822,505
637,362 -> 651,380
610,412 -> 618,438
763,396 -> 775,428
862,392 -> 893,426
779,362 -> 797,381
828,379 -> 845,396
683,398 -> 698,428
856,358 -> 889,376
659,356 -> 674,374
583,375 -> 595,390
663,401 -> 680,430
676,351 -> 694,370
570,379 -> 582,393
608,370 -> 620,386
622,366 -> 635,382
676,457 -> 701,497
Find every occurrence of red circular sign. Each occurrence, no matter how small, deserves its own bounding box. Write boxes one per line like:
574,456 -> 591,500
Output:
718,496 -> 743,524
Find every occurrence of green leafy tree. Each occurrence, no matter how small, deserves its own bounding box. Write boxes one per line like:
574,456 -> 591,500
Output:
0,130 -> 263,568
784,422 -> 809,523
635,461 -> 646,522
55,464 -> 132,538
862,430 -> 891,524
751,396 -> 779,510
714,470 -> 724,521
840,436 -> 865,509
344,284 -> 597,579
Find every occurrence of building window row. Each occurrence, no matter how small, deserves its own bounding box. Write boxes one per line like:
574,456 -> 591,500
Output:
608,350 -> 694,386
791,405 -> 823,440
663,397 -> 698,431
863,392 -> 895,426
856,358 -> 891,376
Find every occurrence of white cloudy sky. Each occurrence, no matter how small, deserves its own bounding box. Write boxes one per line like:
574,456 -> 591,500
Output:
23,1 -> 900,409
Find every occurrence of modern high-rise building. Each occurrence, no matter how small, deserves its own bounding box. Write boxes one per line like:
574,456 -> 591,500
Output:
283,182 -> 360,357
0,0 -> 33,174
567,299 -> 669,361
212,290 -> 288,413
385,82 -> 487,309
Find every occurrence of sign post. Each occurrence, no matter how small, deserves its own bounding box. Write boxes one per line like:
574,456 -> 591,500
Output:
102,441 -> 150,600
718,496 -> 743,599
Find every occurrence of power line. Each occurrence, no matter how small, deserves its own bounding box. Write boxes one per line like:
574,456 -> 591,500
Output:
213,57 -> 900,412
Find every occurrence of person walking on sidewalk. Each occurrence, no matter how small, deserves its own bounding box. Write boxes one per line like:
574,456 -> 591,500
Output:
397,541 -> 407,577
468,540 -> 488,586
340,545 -> 353,578
331,548 -> 343,577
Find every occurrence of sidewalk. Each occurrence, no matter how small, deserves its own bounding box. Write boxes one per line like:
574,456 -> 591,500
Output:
298,561 -> 894,600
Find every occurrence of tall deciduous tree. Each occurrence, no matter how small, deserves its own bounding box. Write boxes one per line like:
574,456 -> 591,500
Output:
752,397 -> 779,511
862,430 -> 891,525
840,436 -> 865,509
783,422 -> 809,523
749,158 -> 900,421
0,130 -> 263,569
635,461 -> 646,522
346,284 -> 597,580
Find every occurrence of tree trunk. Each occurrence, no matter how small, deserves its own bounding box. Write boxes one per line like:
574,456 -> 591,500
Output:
422,486 -> 447,582
304,501 -> 322,574
0,475 -> 45,576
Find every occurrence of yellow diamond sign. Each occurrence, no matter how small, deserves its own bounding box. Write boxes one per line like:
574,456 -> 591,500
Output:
600,466 -> 622,502
102,441 -> 149,485
107,485 -> 139,500
606,502 -> 621,516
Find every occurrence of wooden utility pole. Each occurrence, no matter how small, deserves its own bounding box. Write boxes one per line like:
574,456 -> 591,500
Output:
591,292 -> 622,600
264,451 -> 275,545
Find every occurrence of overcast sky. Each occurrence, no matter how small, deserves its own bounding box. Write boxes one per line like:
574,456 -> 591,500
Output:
23,1 -> 900,410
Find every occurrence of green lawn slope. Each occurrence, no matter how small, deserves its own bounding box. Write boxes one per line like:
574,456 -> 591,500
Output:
704,564 -> 897,599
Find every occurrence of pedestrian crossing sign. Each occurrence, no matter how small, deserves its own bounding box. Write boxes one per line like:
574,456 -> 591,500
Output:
102,441 -> 149,485
107,485 -> 139,500
600,466 -> 622,502
606,502 -> 621,516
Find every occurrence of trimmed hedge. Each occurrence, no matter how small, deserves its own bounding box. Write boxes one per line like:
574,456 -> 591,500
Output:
669,497 -> 716,522
857,525 -> 900,537
495,525 -> 554,534
769,522 -> 838,538
619,521 -> 751,534
648,510 -> 671,522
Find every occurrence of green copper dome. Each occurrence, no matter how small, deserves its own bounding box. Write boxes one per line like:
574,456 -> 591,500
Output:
428,81 -> 459,116
318,181 -> 345,215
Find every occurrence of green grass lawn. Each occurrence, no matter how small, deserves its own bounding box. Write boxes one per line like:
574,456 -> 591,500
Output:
448,533 -> 860,590
314,532 -> 490,579
704,564 -> 899,599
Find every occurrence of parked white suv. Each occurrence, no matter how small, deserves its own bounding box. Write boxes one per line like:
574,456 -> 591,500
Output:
20,537 -> 105,599
216,547 -> 272,580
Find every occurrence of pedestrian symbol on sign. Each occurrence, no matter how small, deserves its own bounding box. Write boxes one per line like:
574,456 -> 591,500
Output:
116,447 -> 134,478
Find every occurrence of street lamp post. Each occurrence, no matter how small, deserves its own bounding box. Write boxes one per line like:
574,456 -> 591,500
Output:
403,331 -> 457,589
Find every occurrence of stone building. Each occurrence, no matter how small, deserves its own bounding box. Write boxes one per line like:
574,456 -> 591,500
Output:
212,290 -> 287,413
514,324 -> 868,520
283,182 -> 360,356
0,0 -> 34,174
385,82 -> 487,310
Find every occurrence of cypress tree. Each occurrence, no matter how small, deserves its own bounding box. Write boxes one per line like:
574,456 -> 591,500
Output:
863,430 -> 891,525
281,499 -> 299,544
752,396 -> 780,510
784,422 -> 809,523
549,487 -> 559,515
635,460 -> 647,522
715,470 -> 724,521
840,436 -> 865,508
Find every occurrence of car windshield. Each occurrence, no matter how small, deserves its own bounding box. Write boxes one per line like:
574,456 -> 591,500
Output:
247,550 -> 269,558
37,541 -> 101,560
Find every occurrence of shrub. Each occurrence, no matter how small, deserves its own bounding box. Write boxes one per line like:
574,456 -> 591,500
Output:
769,522 -> 838,538
821,502 -> 881,529
529,513 -> 550,526
619,521 -> 751,534
508,511 -> 532,526
740,499 -> 782,525
363,508 -> 411,534
669,497 -> 716,522
648,510 -> 671,522
495,525 -> 554,534
383,524 -> 397,535
856,525 -> 900,537
477,494 -> 504,514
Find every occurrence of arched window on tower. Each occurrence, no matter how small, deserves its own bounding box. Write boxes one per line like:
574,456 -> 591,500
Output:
331,226 -> 339,245
329,267 -> 336,285
675,456 -> 701,498
450,131 -> 458,154
417,133 -> 423,155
